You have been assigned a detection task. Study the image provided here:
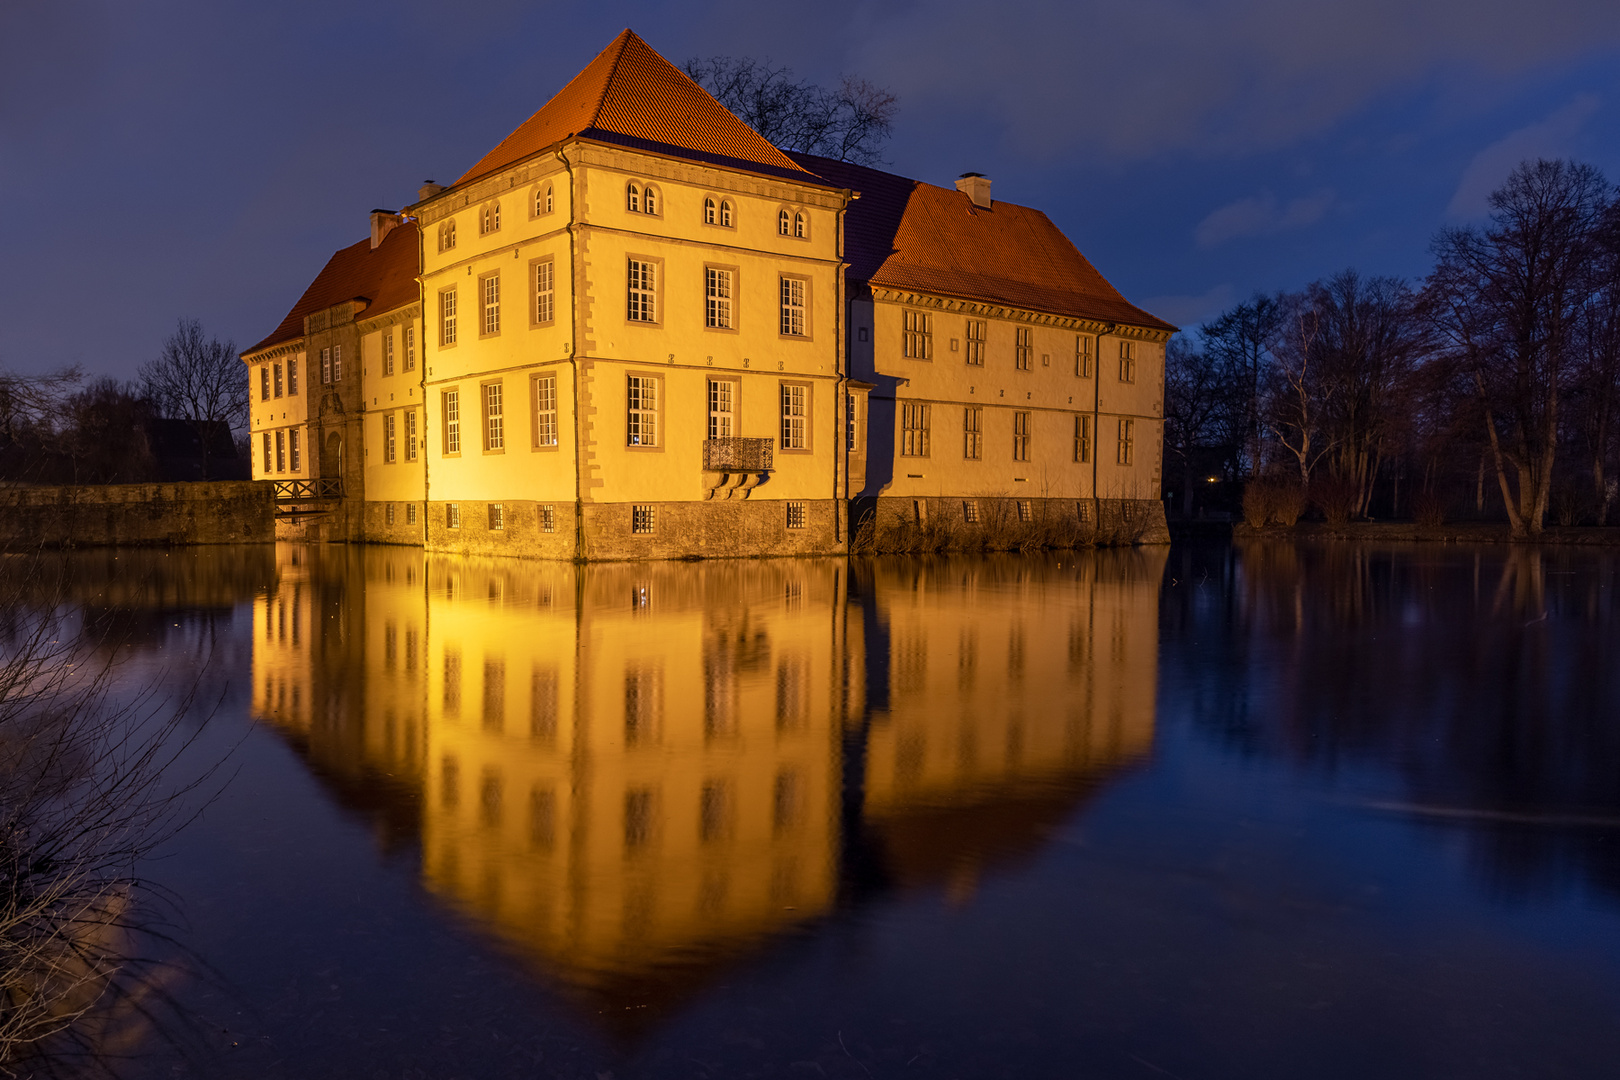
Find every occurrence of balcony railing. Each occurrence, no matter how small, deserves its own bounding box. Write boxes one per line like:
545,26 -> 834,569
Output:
702,437 -> 773,473
272,478 -> 343,501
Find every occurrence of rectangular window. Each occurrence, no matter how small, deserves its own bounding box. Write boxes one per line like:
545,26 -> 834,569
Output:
707,379 -> 734,439
275,430 -> 286,472
332,345 -> 342,381
1076,501 -> 1090,523
1119,340 -> 1137,383
539,504 -> 555,533
780,277 -> 807,336
262,433 -> 271,473
273,363 -> 283,398
781,384 -> 807,450
903,310 -> 932,359
384,413 -> 396,463
963,500 -> 980,523
965,319 -> 985,365
384,331 -> 394,376
785,502 -> 806,529
534,260 -> 554,324
386,503 -> 395,526
846,393 -> 859,452
406,503 -> 417,525
403,326 -> 415,371
483,382 -> 504,451
964,406 -> 982,460
632,505 -> 656,534
706,267 -> 733,329
627,375 -> 658,446
1074,414 -> 1092,463
1013,411 -> 1031,461
488,503 -> 505,531
260,366 -> 270,400
441,289 -> 458,345
1078,335 -> 1094,378
446,503 -> 461,529
1017,500 -> 1032,522
289,427 -> 301,471
482,274 -> 500,335
443,390 -> 461,454
288,358 -> 298,394
1118,417 -> 1135,465
1015,326 -> 1033,370
534,376 -> 558,447
627,259 -> 656,322
405,410 -> 418,461
900,402 -> 931,457
321,348 -> 331,384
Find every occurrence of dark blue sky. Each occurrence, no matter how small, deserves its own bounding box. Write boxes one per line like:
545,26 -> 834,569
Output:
4,0 -> 1619,377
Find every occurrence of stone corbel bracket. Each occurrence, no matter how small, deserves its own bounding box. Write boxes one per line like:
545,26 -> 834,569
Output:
703,471 -> 768,500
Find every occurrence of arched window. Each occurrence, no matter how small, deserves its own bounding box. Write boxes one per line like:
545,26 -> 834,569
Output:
481,202 -> 500,234
440,219 -> 456,252
627,183 -> 640,213
704,197 -> 716,225
778,209 -> 790,235
794,212 -> 806,238
643,185 -> 658,215
721,200 -> 733,227
544,185 -> 553,214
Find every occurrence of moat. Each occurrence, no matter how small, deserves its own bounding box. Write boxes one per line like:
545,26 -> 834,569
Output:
12,541 -> 1620,1078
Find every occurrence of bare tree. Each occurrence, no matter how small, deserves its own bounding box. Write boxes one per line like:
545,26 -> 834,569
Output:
138,320 -> 247,480
1199,295 -> 1282,477
683,56 -> 898,165
1265,294 -> 1334,485
1163,337 -> 1226,516
1427,160 -> 1612,536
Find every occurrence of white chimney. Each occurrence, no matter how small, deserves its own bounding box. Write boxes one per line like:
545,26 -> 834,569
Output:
956,172 -> 991,209
369,210 -> 400,250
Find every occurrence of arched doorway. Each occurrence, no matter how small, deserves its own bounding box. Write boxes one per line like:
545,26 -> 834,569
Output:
322,432 -> 343,479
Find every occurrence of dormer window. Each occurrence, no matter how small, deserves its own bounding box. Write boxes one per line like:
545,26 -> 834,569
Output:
627,183 -> 640,213
438,219 -> 456,252
778,209 -> 790,236
794,211 -> 806,238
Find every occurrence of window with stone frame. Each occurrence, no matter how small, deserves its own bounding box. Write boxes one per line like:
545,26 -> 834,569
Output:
780,277 -> 806,336
1117,417 -> 1135,464
1013,411 -> 1031,461
627,259 -> 656,323
627,375 -> 658,446
1074,414 -> 1091,463
534,376 -> 558,447
781,384 -> 808,450
1015,326 -> 1033,370
900,402 -> 931,457
483,382 -> 504,451
964,406 -> 983,460
904,311 -> 932,359
706,267 -> 734,329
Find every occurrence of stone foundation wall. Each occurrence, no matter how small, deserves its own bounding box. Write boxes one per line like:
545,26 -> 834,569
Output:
424,499 -> 581,559
0,481 -> 274,548
858,495 -> 1170,547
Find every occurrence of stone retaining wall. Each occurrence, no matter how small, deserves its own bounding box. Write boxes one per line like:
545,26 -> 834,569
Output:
0,482 -> 274,548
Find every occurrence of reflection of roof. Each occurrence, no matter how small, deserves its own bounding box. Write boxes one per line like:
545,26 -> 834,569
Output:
792,153 -> 1175,332
453,29 -> 826,189
244,221 -> 420,355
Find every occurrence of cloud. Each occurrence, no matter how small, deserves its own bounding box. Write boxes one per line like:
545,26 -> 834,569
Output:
1446,93 -> 1603,218
1195,189 -> 1336,248
848,0 -> 1620,160
1138,284 -> 1237,329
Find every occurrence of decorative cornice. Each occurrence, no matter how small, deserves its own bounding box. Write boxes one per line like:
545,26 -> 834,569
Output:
869,287 -> 1173,342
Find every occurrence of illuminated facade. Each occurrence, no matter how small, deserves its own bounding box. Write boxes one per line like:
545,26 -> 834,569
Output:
239,30 -> 1173,560
249,545 -> 1166,1014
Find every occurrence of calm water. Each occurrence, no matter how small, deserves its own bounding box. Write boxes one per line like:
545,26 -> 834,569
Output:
11,541 -> 1620,1078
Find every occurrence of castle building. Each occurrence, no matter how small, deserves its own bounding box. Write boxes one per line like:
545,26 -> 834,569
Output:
240,30 -> 1173,560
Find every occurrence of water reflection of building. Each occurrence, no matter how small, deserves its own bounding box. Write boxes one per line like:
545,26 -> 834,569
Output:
250,544 -> 1165,1018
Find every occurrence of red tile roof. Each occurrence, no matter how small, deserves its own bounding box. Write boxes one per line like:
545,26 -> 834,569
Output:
244,222 -> 420,356
453,30 -> 827,189
794,154 -> 1175,333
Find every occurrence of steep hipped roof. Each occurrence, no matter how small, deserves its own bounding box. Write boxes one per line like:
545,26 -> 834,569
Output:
454,29 -> 826,188
794,154 -> 1175,333
244,222 -> 420,356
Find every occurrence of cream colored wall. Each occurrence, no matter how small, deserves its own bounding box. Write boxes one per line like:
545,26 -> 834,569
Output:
861,299 -> 1166,503
246,348 -> 311,481
417,145 -> 845,512
358,314 -> 428,505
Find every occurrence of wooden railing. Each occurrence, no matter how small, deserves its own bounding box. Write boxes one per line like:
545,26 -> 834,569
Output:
272,478 -> 343,501
702,437 -> 774,472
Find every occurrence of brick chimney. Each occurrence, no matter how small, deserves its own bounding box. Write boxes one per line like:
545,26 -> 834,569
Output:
956,172 -> 992,209
369,210 -> 400,250
417,180 -> 447,202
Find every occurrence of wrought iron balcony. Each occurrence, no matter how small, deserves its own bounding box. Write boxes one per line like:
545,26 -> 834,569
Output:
272,478 -> 343,501
702,437 -> 773,473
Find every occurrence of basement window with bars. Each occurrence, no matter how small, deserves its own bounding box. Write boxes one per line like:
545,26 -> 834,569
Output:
785,502 -> 806,530
632,505 -> 656,534
406,504 -> 417,525
963,500 -> 980,523
539,504 -> 555,533
1017,500 -> 1033,522
385,503 -> 395,526
446,503 -> 461,529
488,503 -> 505,531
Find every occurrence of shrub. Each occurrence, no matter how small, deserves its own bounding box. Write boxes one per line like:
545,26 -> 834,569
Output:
1411,489 -> 1447,528
1310,474 -> 1360,527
